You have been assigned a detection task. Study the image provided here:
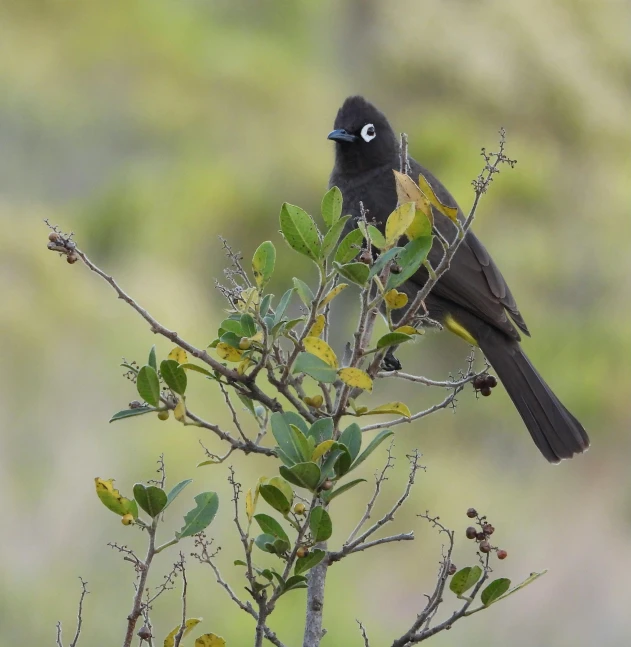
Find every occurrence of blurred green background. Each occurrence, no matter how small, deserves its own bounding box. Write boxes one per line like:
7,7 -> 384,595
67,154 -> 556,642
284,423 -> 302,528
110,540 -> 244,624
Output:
1,0 -> 630,644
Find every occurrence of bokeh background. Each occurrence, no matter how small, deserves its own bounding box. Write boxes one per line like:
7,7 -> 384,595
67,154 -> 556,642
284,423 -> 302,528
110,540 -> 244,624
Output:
1,0 -> 630,644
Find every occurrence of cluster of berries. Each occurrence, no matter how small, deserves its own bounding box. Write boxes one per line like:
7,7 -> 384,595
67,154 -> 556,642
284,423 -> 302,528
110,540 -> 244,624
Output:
472,374 -> 498,397
465,507 -> 507,560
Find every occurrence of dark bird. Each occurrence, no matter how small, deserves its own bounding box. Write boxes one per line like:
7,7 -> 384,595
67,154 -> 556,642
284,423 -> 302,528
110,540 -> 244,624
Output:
328,96 -> 589,462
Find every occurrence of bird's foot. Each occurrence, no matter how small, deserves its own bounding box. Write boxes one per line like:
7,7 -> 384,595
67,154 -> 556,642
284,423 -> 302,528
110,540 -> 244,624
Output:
381,348 -> 402,372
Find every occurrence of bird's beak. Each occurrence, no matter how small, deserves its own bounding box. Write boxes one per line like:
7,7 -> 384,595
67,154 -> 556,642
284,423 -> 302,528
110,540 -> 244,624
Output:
327,129 -> 358,143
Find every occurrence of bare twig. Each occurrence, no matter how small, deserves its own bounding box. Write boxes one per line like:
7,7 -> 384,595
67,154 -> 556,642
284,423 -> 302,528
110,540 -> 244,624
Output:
172,555 -> 188,647
357,620 -> 371,647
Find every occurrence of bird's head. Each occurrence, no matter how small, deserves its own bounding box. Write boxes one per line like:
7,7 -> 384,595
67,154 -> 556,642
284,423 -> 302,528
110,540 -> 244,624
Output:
328,96 -> 398,173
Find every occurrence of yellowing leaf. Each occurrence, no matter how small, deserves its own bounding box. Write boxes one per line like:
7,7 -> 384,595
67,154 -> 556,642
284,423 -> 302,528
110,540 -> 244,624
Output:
363,402 -> 412,417
168,347 -> 188,364
385,202 -> 415,247
319,283 -> 348,310
235,287 -> 259,313
394,325 -> 423,336
164,619 -> 202,647
174,398 -> 187,422
303,337 -> 338,368
250,331 -> 264,343
194,635 -> 226,647
304,395 -> 324,409
418,172 -> 459,222
312,439 -> 336,461
338,367 -> 373,391
384,289 -> 408,310
245,488 -> 255,522
307,314 -> 326,338
237,357 -> 253,375
95,478 -> 138,518
216,343 -> 243,362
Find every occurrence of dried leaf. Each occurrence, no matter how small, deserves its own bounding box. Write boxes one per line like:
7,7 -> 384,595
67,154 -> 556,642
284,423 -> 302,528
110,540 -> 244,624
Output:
417,172 -> 459,222
163,619 -> 202,647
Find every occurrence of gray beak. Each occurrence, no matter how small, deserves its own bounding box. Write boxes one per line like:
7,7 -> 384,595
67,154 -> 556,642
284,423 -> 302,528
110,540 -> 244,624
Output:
327,129 -> 358,143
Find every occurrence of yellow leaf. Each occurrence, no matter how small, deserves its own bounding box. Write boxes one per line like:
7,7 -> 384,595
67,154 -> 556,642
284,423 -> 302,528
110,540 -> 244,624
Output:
216,343 -> 243,362
303,337 -> 338,368
384,202 -> 415,247
251,331 -> 264,343
312,439 -> 337,461
363,402 -> 412,417
245,488 -> 255,522
194,634 -> 226,647
384,289 -> 408,310
235,287 -> 259,313
394,325 -> 423,336
417,172 -> 459,222
168,347 -> 188,364
164,619 -> 202,647
393,170 -> 433,230
174,398 -> 187,422
303,395 -> 324,409
318,283 -> 348,310
307,314 -> 326,338
237,357 -> 253,375
338,367 -> 373,391
95,478 -> 137,518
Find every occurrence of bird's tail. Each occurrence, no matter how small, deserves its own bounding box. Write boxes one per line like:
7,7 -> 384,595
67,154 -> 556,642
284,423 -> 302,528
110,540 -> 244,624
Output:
478,332 -> 590,463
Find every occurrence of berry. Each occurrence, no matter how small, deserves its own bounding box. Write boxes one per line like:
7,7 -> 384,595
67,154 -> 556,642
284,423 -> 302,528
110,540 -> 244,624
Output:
390,263 -> 402,274
296,546 -> 309,558
448,563 -> 457,576
486,375 -> 498,388
121,513 -> 134,526
239,338 -> 251,350
476,532 -> 485,541
466,508 -> 477,518
137,626 -> 152,641
358,250 -> 373,265
66,253 -> 78,264
294,503 -> 306,515
482,523 -> 495,535
479,541 -> 491,553
321,480 -> 334,491
480,386 -> 492,397
472,375 -> 487,390
48,231 -> 61,242
497,549 -> 508,560
157,410 -> 169,421
465,526 -> 477,540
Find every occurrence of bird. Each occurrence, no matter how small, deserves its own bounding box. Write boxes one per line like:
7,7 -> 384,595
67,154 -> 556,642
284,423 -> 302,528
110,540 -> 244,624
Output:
327,95 -> 589,463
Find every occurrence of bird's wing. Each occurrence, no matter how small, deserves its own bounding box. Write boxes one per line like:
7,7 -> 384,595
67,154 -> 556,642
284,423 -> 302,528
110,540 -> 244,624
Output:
408,159 -> 529,340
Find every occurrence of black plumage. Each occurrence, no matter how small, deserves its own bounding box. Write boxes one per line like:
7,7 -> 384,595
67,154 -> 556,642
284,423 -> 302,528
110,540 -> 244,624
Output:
328,96 -> 589,463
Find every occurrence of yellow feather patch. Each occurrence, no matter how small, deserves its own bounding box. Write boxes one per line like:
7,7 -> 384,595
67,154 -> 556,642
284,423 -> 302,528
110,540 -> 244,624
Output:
444,315 -> 478,346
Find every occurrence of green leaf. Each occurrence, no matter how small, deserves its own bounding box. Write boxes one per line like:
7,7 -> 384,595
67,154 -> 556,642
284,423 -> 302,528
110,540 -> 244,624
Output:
279,462 -> 321,491
292,353 -> 337,383
321,215 -> 351,258
148,345 -> 157,372
295,549 -> 326,575
293,277 -> 314,306
450,565 -> 483,597
133,484 -> 167,518
109,406 -> 154,423
321,186 -> 343,228
219,319 -> 244,336
165,479 -> 192,510
481,578 -> 511,606
260,293 -> 273,317
498,571 -> 547,601
308,418 -> 334,443
283,575 -> 308,592
351,430 -> 394,470
280,203 -> 321,262
309,506 -> 332,542
282,412 -> 310,436
334,229 -> 364,264
359,222 -> 386,249
322,478 -> 366,503
274,288 -> 295,325
136,365 -> 160,407
254,513 -> 290,543
180,363 -> 215,379
240,314 -> 257,337
275,447 -> 296,468
160,359 -> 187,395
271,412 -> 308,464
376,332 -> 414,349
369,247 -> 403,278
176,492 -> 219,539
319,448 -> 345,480
220,331 -> 242,348
333,261 -> 370,286
333,446 -> 352,478
252,241 -> 276,288
386,236 -> 433,290
338,423 -> 362,461
254,533 -> 279,554
259,484 -> 292,515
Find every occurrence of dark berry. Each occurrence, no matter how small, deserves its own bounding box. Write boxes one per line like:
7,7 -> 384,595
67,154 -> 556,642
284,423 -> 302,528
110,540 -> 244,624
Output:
466,526 -> 477,539
497,549 -> 508,560
476,532 -> 485,541
480,386 -> 492,397
479,541 -> 491,553
486,375 -> 498,388
390,263 -> 402,274
482,523 -> 495,535
466,508 -> 477,518
472,375 -> 487,390
448,563 -> 457,576
358,250 -> 373,265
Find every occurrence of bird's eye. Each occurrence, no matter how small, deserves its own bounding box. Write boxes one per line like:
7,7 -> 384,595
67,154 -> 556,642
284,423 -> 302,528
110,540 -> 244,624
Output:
360,123 -> 376,142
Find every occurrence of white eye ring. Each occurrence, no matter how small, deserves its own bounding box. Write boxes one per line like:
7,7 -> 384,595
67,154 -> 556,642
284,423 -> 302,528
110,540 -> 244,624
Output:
361,123 -> 376,142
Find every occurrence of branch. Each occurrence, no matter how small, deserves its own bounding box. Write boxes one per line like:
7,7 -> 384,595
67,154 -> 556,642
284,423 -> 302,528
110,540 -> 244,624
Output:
56,577 -> 90,647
